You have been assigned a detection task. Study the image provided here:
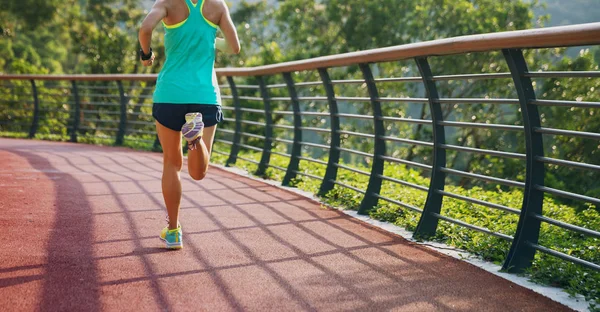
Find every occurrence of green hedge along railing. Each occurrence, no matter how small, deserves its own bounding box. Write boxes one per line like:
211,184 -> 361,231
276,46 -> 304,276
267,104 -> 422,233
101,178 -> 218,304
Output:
1,24 -> 599,302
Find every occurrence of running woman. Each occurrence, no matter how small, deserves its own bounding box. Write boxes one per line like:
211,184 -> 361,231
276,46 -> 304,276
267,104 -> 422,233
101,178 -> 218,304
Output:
138,0 -> 240,249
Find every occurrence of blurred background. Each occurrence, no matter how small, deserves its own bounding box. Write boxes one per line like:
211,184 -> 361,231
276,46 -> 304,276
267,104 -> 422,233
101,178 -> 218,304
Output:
1,0 -> 599,75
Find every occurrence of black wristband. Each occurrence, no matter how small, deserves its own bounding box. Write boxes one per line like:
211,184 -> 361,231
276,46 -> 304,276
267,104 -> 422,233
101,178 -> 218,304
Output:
140,48 -> 153,61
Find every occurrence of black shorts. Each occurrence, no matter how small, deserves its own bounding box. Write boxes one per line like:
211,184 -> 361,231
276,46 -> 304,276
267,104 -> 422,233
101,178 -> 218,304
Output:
152,103 -> 223,132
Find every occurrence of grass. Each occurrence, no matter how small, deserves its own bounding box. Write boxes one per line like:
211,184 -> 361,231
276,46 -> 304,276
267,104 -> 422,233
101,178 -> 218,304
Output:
0,131 -> 159,152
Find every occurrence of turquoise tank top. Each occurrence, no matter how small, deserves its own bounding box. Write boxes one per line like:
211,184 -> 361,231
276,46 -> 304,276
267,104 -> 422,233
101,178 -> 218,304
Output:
153,0 -> 220,105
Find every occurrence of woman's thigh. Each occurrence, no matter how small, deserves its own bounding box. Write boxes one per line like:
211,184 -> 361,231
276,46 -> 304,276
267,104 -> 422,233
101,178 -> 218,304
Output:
156,121 -> 183,169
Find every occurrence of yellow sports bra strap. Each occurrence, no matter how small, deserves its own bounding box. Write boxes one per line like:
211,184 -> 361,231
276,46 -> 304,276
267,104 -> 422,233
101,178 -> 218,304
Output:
200,0 -> 218,28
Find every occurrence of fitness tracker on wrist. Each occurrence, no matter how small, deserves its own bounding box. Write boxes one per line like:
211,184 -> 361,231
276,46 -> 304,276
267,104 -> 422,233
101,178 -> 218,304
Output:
140,48 -> 153,61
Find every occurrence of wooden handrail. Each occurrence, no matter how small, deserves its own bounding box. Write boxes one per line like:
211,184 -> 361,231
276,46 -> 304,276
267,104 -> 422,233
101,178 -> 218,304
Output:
216,23 -> 600,77
1,22 -> 599,81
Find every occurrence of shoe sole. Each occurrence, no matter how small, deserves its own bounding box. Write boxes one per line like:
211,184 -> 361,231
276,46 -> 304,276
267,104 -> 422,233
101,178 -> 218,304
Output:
182,122 -> 204,142
182,129 -> 203,142
159,236 -> 183,249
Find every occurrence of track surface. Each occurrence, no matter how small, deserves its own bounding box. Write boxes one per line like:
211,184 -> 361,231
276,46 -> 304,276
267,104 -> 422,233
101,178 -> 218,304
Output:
0,138 -> 572,311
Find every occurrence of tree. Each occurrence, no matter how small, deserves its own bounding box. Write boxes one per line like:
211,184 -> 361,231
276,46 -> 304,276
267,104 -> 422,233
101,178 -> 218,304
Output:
537,48 -> 600,205
225,0 -> 549,185
0,0 -> 160,140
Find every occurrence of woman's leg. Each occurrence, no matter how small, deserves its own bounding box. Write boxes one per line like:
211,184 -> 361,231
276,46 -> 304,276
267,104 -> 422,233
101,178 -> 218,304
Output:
156,121 -> 184,230
188,125 -> 217,181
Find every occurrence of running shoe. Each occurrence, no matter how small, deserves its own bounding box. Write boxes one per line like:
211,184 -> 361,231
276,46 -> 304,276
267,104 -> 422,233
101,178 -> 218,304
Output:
159,226 -> 183,249
181,112 -> 204,150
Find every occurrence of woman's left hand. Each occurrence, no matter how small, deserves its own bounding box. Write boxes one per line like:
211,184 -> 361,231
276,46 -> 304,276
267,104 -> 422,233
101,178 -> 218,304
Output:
142,52 -> 155,66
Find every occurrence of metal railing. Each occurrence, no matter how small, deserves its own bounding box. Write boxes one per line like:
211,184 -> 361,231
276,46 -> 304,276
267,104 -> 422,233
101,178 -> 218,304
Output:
1,23 -> 599,275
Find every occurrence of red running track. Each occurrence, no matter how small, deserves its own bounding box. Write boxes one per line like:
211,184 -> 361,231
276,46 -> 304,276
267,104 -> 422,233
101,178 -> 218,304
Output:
0,138 -> 572,311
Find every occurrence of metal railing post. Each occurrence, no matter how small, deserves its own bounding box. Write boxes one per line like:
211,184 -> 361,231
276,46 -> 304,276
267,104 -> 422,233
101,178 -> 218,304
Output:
318,68 -> 341,196
414,57 -> 446,238
256,76 -> 273,176
116,81 -> 128,146
282,72 -> 302,186
502,48 -> 545,273
153,135 -> 161,151
358,63 -> 386,215
226,76 -> 242,167
29,80 -> 40,138
70,81 -> 80,143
